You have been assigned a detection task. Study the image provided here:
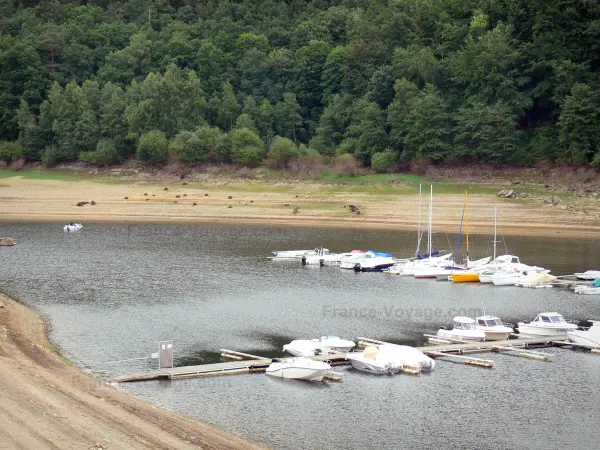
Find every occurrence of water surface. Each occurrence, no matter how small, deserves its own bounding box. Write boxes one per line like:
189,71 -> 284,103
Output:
1,222 -> 599,449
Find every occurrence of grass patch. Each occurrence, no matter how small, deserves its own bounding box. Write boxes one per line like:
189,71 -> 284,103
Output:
0,169 -> 88,181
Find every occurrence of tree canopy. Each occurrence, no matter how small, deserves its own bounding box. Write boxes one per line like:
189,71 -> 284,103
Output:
1,0 -> 599,167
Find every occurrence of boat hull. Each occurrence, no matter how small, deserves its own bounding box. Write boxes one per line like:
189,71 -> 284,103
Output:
451,272 -> 480,283
516,324 -> 576,339
435,329 -> 486,342
567,329 -> 600,349
265,366 -> 330,381
482,330 -> 512,341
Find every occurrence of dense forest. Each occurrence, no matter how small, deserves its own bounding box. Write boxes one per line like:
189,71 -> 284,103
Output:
1,0 -> 600,171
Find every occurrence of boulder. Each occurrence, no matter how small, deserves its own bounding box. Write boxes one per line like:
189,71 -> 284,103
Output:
544,196 -> 561,205
0,237 -> 16,246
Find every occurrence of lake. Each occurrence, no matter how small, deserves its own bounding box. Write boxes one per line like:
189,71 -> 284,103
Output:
1,222 -> 600,449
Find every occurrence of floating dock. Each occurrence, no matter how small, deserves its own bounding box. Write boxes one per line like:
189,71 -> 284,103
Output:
108,337 -> 563,383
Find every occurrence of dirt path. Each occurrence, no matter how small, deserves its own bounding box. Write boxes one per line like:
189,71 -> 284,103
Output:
1,176 -> 599,236
0,293 -> 265,450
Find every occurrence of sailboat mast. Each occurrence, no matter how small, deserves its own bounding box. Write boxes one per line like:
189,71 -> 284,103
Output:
493,205 -> 497,260
416,184 -> 422,258
465,191 -> 469,260
429,185 -> 433,257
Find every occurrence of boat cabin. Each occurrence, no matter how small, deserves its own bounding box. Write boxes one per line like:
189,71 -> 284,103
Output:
453,316 -> 476,330
533,312 -> 567,324
491,255 -> 521,265
477,316 -> 503,327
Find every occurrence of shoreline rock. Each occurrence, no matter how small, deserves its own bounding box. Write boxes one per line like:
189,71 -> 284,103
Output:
0,237 -> 16,246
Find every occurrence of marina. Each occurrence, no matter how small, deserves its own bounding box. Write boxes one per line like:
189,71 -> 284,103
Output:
110,336 -> 572,383
2,221 -> 600,450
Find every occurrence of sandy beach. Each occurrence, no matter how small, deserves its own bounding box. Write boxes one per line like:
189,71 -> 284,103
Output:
0,293 -> 264,449
1,175 -> 599,236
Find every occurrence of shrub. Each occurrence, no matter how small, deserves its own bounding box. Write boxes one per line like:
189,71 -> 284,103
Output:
41,144 -> 70,167
79,140 -> 121,165
136,130 -> 168,164
267,136 -> 299,169
234,146 -> 264,167
10,157 -> 26,170
333,153 -> 359,176
231,128 -> 265,166
0,141 -> 24,163
371,150 -> 397,173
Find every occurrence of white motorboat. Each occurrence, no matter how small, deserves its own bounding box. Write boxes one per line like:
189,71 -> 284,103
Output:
475,315 -> 514,341
574,286 -> 600,295
433,316 -> 486,342
567,320 -> 600,349
517,312 -> 577,338
346,344 -> 435,375
63,222 -> 82,232
271,247 -> 330,259
515,272 -> 556,288
574,278 -> 600,294
340,251 -> 394,272
265,357 -> 331,381
491,267 -> 550,286
283,336 -> 355,357
304,250 -> 364,266
354,252 -> 395,272
574,270 -> 600,280
301,247 -> 333,265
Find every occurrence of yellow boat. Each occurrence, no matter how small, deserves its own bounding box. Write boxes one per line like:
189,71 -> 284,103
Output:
451,271 -> 480,283
451,192 -> 481,283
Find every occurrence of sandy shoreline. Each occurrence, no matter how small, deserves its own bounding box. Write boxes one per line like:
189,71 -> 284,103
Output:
1,176 -> 600,237
0,293 -> 264,449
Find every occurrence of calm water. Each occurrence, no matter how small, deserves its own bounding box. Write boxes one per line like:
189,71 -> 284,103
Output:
1,222 -> 600,449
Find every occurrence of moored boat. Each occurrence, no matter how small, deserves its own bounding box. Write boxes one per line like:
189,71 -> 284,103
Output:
283,336 -> 355,357
63,222 -> 83,232
475,315 -> 514,341
271,247 -> 330,259
516,312 -> 577,339
433,317 -> 486,342
265,357 -> 331,381
574,270 -> 600,280
567,320 -> 600,349
346,344 -> 435,375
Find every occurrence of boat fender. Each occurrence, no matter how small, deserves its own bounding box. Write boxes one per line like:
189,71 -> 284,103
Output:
301,256 -> 307,265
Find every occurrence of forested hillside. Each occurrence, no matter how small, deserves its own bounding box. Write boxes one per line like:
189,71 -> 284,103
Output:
1,0 -> 599,170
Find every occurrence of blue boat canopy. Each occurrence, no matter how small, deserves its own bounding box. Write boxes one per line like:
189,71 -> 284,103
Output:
366,250 -> 393,258
417,251 -> 440,260
593,278 -> 600,287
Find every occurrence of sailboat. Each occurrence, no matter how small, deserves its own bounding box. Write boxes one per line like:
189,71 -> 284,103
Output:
451,192 -> 486,283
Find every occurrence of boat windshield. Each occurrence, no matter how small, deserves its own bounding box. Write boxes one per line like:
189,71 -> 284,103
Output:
457,322 -> 475,330
486,319 -> 501,327
550,316 -> 566,323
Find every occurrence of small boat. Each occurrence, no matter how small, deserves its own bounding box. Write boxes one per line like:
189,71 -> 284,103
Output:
475,315 -> 514,341
265,357 -> 331,381
271,247 -> 330,259
491,267 -> 550,286
354,251 -> 395,272
433,316 -> 486,342
574,270 -> 600,280
346,344 -> 435,375
451,271 -> 480,283
516,312 -> 577,339
567,320 -> 600,349
303,250 -> 364,266
515,272 -> 556,288
63,222 -> 83,232
283,336 -> 355,357
574,278 -> 600,295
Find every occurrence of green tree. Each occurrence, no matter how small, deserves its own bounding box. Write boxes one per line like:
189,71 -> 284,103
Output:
557,83 -> 600,164
79,139 -> 121,165
371,149 -> 397,173
267,136 -> 298,168
230,127 -> 265,166
136,130 -> 168,163
218,80 -> 240,131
